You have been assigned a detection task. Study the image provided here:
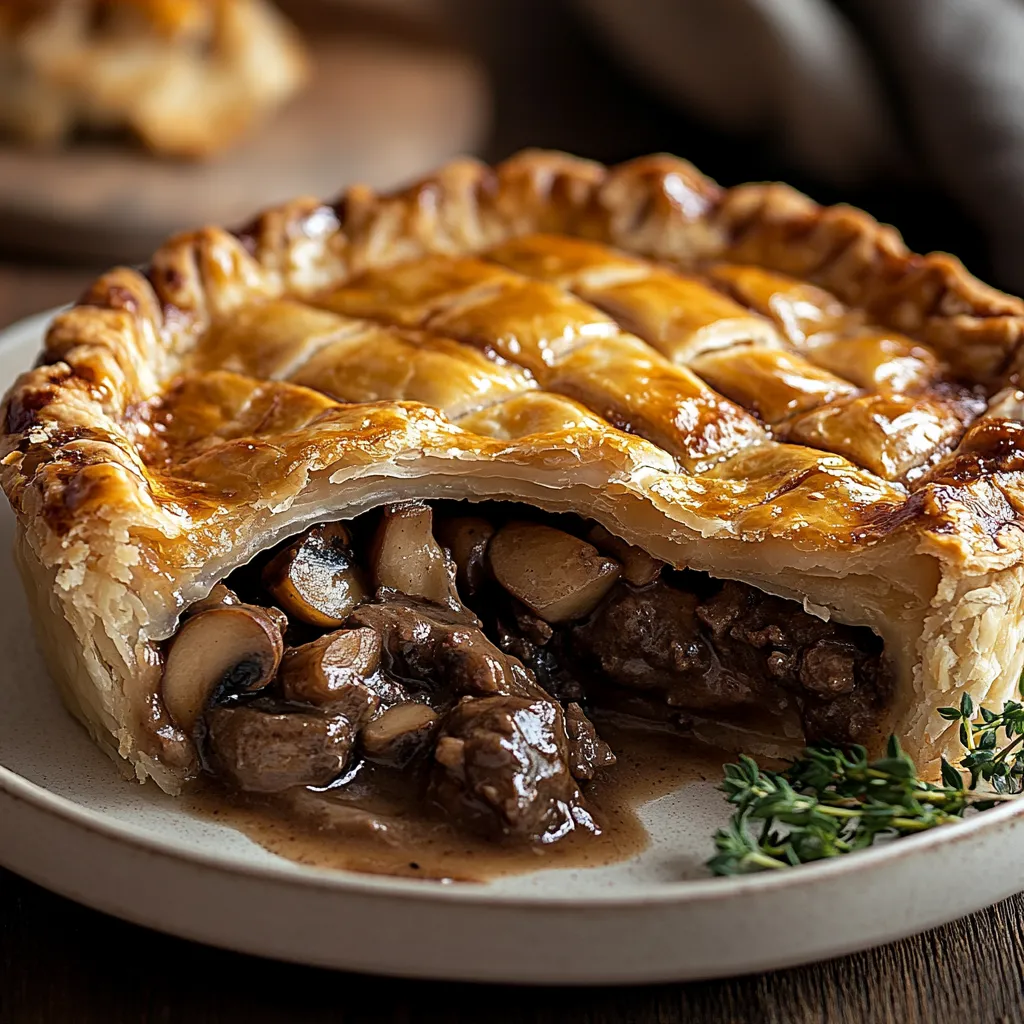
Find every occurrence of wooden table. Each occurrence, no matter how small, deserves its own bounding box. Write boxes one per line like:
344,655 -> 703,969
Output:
1,860 -> 1023,1024
3,264 -> 1024,1024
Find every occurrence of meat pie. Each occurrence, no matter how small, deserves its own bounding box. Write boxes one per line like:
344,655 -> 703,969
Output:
5,150 -> 1021,852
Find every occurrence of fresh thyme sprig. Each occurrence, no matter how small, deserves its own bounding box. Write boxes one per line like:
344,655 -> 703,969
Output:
937,691 -> 1024,797
708,686 -> 1024,876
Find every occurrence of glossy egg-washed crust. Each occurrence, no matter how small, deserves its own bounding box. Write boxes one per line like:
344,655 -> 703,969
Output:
5,150 -> 1024,792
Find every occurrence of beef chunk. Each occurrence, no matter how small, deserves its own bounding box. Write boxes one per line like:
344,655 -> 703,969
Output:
570,579 -> 890,744
347,595 -> 608,837
493,603 -> 585,703
347,594 -> 536,701
431,696 -> 588,840
564,702 -> 616,780
206,705 -> 354,792
570,582 -> 773,713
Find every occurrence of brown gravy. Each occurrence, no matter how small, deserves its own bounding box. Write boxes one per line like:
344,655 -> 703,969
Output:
185,720 -> 729,883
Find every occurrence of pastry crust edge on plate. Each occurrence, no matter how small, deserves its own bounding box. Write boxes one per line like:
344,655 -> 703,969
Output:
3,149 -> 1024,793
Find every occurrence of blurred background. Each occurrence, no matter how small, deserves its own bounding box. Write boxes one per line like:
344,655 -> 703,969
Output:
3,0 -> 1024,321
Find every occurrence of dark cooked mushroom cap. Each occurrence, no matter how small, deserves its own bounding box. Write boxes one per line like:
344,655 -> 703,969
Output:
262,522 -> 368,628
162,603 -> 284,734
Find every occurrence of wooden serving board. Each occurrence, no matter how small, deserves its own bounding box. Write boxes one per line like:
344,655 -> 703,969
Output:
0,32 -> 487,265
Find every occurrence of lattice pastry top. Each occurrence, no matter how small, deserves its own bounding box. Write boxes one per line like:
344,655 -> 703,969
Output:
4,150 -> 1024,793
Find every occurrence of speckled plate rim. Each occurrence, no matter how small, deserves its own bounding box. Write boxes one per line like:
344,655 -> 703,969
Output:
4,307 -> 1024,984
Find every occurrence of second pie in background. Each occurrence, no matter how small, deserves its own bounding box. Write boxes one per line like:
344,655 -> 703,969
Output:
0,0 -> 488,263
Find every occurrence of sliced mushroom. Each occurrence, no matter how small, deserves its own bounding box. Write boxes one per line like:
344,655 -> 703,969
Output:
488,521 -> 621,623
433,516 -> 495,597
586,523 -> 665,586
370,503 -> 458,606
361,702 -> 439,767
162,604 -> 284,734
434,734 -> 466,774
205,706 -> 354,793
263,522 -> 368,628
278,627 -> 385,726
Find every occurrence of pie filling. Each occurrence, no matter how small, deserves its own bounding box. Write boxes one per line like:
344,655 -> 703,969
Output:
164,502 -> 893,845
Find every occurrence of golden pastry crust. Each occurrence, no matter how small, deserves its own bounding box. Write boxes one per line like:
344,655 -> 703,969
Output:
4,149 -> 1024,791
0,0 -> 308,158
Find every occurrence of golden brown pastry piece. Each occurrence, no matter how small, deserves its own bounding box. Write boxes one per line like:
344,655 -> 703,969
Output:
3,150 -> 1024,801
0,0 -> 308,157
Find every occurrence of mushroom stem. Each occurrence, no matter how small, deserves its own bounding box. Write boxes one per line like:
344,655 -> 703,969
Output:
586,524 -> 665,586
370,503 -> 459,607
434,516 -> 495,597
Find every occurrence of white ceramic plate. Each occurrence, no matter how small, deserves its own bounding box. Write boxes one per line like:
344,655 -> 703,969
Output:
2,310 -> 1024,985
